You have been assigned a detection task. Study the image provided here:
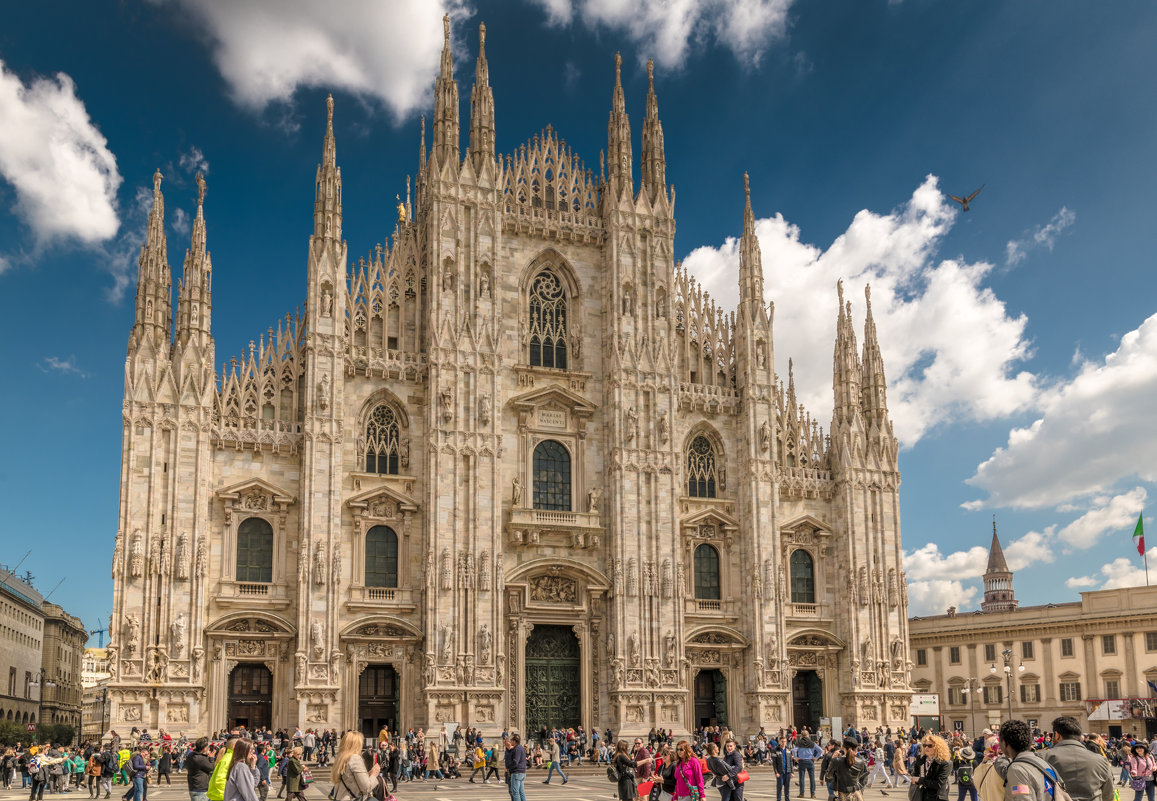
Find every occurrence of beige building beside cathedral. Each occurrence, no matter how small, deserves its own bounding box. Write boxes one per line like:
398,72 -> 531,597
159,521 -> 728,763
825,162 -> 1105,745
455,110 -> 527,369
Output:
107,19 -> 911,738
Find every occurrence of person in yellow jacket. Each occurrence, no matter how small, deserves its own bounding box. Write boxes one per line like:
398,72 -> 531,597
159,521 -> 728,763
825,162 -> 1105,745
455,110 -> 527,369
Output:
117,749 -> 131,787
207,739 -> 237,801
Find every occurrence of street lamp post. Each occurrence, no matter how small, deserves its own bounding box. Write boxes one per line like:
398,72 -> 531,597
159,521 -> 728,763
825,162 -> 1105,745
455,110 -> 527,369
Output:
990,648 -> 1025,722
961,678 -> 981,736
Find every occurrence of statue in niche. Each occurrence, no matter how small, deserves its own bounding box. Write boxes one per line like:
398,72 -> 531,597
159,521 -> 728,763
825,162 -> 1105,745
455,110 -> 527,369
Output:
479,625 -> 493,664
442,267 -> 454,292
317,373 -> 329,412
663,630 -> 676,667
570,331 -> 582,359
479,270 -> 491,298
424,654 -> 435,685
123,614 -> 141,658
400,437 -> 411,468
512,477 -> 522,506
439,624 -> 455,661
169,613 -> 187,658
175,532 -> 190,581
625,407 -> 638,443
439,386 -> 453,423
758,343 -> 767,369
760,420 -> 772,452
313,540 -> 326,586
310,620 -> 324,659
628,632 -> 641,668
659,412 -> 670,444
587,487 -> 601,514
478,394 -> 492,426
321,288 -> 333,318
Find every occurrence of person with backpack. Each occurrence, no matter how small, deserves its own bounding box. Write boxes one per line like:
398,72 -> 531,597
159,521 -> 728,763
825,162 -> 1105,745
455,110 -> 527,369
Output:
954,748 -> 977,801
469,741 -> 487,784
1041,717 -> 1115,801
997,720 -> 1058,801
484,744 -> 501,784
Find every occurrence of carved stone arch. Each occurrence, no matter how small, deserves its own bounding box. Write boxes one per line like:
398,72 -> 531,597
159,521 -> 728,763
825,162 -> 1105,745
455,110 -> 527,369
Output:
685,625 -> 749,648
505,557 -> 610,592
356,388 -> 411,429
519,248 -> 582,300
683,422 -> 726,462
205,611 -> 296,636
339,616 -> 423,641
787,629 -> 845,649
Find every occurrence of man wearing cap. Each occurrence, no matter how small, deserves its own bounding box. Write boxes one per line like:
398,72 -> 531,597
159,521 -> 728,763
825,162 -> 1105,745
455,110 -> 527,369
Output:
1041,717 -> 1114,801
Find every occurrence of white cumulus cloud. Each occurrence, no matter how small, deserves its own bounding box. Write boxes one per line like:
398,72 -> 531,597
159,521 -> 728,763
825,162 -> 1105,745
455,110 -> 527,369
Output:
162,0 -> 469,120
1006,206 -> 1076,266
1066,545 -> 1157,591
967,314 -> 1157,509
683,174 -> 1038,445
530,0 -> 794,69
0,60 -> 121,245
178,146 -> 210,176
906,579 -> 979,618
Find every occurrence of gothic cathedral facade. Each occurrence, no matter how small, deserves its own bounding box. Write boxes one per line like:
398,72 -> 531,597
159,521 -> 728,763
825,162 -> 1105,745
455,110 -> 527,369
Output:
107,19 -> 912,737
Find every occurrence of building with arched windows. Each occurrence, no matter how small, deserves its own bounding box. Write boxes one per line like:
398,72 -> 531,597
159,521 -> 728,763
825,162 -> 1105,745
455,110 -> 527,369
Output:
107,18 -> 910,737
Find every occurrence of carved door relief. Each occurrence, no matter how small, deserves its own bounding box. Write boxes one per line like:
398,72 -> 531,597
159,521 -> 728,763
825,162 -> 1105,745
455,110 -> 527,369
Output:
524,625 -> 580,734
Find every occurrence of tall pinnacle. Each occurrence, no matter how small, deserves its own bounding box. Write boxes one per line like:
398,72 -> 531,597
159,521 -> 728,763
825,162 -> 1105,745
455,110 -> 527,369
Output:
640,58 -> 667,201
313,94 -> 342,241
176,173 -> 213,349
738,173 -> 764,312
131,169 -> 172,351
860,284 -> 888,423
606,52 -> 632,194
981,517 -> 1018,612
432,13 -> 460,167
832,279 -> 862,426
987,518 -> 1010,573
468,22 -> 495,170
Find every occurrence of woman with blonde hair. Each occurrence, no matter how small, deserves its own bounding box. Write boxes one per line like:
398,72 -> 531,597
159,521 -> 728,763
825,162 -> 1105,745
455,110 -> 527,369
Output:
331,732 -> 379,801
911,736 -> 951,801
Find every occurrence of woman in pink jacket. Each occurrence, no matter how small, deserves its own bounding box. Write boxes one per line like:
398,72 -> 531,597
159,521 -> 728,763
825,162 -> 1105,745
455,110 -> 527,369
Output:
674,741 -> 706,800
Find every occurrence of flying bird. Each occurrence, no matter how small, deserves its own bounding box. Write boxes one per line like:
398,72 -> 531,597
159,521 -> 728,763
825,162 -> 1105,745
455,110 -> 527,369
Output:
947,185 -> 984,212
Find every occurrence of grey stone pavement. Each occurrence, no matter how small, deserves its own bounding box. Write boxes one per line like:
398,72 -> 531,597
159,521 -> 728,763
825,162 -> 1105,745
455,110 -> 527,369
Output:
0,767 -> 905,801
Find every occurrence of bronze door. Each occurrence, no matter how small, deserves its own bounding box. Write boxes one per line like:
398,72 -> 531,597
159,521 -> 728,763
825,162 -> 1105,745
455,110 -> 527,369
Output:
524,625 -> 580,734
228,664 -> 272,730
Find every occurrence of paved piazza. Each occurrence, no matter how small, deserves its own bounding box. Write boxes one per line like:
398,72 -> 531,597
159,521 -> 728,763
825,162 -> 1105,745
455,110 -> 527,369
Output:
0,768 -> 904,801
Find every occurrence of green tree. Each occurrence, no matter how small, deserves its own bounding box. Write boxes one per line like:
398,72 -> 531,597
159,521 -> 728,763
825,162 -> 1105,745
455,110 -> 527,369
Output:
0,719 -> 28,747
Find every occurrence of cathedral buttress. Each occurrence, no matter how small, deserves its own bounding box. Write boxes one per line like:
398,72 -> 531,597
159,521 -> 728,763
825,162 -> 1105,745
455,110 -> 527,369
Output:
431,14 -> 460,173
299,94 -> 349,693
467,23 -> 496,176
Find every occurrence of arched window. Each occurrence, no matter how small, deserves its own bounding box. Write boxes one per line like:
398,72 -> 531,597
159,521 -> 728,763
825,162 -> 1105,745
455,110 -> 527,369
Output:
528,269 -> 568,369
532,439 -> 571,511
694,544 -> 721,600
790,549 -> 815,604
365,526 -> 399,588
236,517 -> 273,583
365,404 -> 401,474
687,435 -> 718,498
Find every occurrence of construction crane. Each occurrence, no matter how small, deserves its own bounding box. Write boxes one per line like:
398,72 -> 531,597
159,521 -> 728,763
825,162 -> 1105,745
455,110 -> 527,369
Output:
90,618 -> 109,648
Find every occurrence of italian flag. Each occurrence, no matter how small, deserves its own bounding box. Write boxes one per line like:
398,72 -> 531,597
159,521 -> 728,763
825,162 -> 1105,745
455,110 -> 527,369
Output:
1135,513 -> 1146,556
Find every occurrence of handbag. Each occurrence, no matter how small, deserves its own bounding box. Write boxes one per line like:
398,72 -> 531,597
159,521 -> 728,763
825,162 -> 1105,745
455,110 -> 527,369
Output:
1131,778 -> 1147,793
301,768 -> 314,787
637,779 -> 655,797
737,770 -> 750,784
908,780 -> 922,801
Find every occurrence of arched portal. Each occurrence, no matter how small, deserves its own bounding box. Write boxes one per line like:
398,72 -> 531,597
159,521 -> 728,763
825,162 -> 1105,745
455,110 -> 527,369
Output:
358,664 -> 398,738
792,670 -> 824,731
524,625 -> 580,734
227,664 -> 272,730
694,669 -> 727,727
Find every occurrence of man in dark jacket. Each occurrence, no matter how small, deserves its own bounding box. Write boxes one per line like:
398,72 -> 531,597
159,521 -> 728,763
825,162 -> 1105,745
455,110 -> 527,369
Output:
504,734 -> 527,801
1041,717 -> 1114,801
185,739 -> 214,801
773,736 -> 795,801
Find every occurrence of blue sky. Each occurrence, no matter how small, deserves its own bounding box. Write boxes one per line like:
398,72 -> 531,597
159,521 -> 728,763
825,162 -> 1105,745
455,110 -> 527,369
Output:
2,0 -> 1156,638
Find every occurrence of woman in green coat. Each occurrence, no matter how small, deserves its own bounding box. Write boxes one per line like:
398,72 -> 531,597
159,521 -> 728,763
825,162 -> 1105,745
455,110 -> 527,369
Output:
284,748 -> 306,801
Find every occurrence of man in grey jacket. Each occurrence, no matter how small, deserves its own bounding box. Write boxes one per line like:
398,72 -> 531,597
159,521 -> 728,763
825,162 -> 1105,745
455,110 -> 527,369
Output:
1041,717 -> 1114,801
998,721 -> 1054,801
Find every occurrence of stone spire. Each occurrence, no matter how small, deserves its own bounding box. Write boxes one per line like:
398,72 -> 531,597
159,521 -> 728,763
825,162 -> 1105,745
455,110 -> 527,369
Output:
175,173 -> 212,350
832,280 -> 862,427
860,284 -> 888,425
737,173 -> 764,314
468,22 -> 495,171
606,52 -> 633,195
131,169 -> 172,352
640,58 -> 666,201
313,94 -> 342,242
981,518 -> 1018,612
432,14 -> 460,167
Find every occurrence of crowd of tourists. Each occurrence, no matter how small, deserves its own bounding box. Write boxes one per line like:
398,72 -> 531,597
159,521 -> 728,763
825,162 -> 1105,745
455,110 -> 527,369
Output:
2,716 -> 1154,801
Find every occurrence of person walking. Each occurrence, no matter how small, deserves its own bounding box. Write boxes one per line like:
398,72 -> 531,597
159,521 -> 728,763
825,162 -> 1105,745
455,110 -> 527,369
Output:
504,733 -> 528,801
868,741 -> 893,793
673,740 -> 706,801
544,736 -> 568,785
222,741 -> 259,801
157,749 -> 173,786
254,746 -> 271,801
331,732 -> 377,801
613,740 -> 640,800
911,736 -> 950,801
996,720 -> 1055,801
424,738 -> 443,781
469,741 -> 487,784
283,748 -> 306,801
1124,743 -> 1156,801
774,737 -> 795,801
186,739 -> 214,801
723,739 -> 746,801
830,738 -> 869,801
484,743 -> 501,784
954,748 -> 977,801
1041,717 -> 1114,801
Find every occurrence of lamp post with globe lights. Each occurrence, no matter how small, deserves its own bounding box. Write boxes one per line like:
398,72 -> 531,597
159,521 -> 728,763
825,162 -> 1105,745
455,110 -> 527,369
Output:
991,648 -> 1024,722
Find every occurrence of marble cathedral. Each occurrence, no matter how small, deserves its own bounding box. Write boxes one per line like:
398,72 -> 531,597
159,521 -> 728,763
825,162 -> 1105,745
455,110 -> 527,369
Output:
107,18 -> 912,737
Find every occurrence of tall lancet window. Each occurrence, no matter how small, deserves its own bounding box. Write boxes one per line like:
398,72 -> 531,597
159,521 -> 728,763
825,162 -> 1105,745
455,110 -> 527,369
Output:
687,435 -> 718,498
364,404 -> 401,474
528,269 -> 568,369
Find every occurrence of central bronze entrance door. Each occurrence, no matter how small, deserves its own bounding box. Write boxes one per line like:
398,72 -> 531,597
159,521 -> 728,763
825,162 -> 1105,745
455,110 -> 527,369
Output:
791,669 -> 823,731
358,664 -> 398,738
227,664 -> 272,730
693,669 -> 728,727
524,625 -> 580,735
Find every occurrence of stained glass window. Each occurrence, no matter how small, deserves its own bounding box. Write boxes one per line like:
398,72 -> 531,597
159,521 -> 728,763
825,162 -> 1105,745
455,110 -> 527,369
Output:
687,436 -> 718,498
365,526 -> 399,588
236,517 -> 273,583
790,549 -> 815,604
533,440 -> 571,511
529,270 -> 568,369
365,404 -> 401,474
694,543 -> 721,600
